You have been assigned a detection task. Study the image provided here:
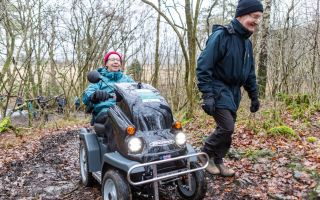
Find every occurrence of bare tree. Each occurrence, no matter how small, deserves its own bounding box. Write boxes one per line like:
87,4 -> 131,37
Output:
257,0 -> 272,98
310,0 -> 320,97
152,0 -> 161,88
0,0 -> 16,92
142,0 -> 202,117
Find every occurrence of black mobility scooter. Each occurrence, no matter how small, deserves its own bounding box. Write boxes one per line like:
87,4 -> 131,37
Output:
79,71 -> 209,200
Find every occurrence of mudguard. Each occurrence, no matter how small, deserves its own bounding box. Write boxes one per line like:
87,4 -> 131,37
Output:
186,143 -> 197,162
79,128 -> 101,172
103,152 -> 144,173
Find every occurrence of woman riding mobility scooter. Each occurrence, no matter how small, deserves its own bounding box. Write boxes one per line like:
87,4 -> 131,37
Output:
79,71 -> 209,200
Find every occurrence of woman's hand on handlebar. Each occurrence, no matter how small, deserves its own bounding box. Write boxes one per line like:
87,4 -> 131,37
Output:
90,90 -> 110,103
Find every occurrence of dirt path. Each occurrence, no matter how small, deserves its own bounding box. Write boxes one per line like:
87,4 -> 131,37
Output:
0,130 -> 100,200
0,128 -> 318,200
0,129 -> 235,200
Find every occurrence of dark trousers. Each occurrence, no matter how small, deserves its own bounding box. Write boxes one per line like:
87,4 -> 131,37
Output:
203,108 -> 236,164
95,111 -> 108,124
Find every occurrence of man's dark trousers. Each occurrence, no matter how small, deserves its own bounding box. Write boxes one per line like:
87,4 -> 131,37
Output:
203,108 -> 236,164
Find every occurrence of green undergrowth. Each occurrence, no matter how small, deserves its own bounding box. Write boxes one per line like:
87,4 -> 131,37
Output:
240,93 -> 320,139
267,125 -> 299,139
0,117 -> 12,133
261,110 -> 284,131
277,93 -> 320,120
181,117 -> 193,126
306,136 -> 318,143
244,148 -> 275,161
227,148 -> 275,162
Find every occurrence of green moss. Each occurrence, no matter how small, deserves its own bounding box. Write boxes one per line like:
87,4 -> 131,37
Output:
267,125 -> 299,138
286,94 -> 310,106
279,93 -> 316,121
0,117 -> 11,133
306,136 -> 317,143
244,148 -> 274,161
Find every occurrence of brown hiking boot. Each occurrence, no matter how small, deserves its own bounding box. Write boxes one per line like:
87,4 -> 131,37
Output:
217,163 -> 235,177
206,159 -> 220,175
198,154 -> 208,166
198,155 -> 220,175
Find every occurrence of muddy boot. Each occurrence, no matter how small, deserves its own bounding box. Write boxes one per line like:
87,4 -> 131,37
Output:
206,159 -> 220,175
198,154 -> 207,166
198,156 -> 220,175
217,163 -> 235,177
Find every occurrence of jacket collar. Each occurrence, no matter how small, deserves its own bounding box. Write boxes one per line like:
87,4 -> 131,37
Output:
98,67 -> 123,81
230,18 -> 252,39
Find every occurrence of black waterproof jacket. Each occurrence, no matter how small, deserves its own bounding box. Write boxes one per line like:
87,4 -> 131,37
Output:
196,18 -> 258,113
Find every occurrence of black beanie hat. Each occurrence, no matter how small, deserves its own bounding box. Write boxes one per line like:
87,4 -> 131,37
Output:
235,0 -> 264,18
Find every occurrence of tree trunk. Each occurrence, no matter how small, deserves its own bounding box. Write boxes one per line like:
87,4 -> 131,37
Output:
0,20 -> 15,93
49,15 -> 58,96
141,0 -> 201,118
311,0 -> 320,96
152,0 -> 161,88
257,0 -> 271,98
185,0 -> 201,118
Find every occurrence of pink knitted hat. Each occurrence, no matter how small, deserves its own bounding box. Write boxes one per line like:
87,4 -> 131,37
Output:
103,51 -> 122,65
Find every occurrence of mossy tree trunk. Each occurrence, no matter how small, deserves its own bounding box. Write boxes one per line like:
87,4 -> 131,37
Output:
142,0 -> 201,118
257,0 -> 271,98
151,0 -> 161,89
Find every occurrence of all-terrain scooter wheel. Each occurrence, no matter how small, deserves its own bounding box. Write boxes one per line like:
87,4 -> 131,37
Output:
177,162 -> 207,200
102,169 -> 132,200
79,140 -> 94,186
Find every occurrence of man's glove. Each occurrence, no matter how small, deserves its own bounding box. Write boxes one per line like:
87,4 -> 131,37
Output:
91,90 -> 109,103
201,93 -> 215,116
250,98 -> 260,113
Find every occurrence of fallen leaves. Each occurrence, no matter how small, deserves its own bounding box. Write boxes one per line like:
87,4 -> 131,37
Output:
184,106 -> 320,199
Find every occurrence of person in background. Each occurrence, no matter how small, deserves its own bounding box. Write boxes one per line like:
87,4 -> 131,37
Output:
36,95 -> 48,121
37,96 -> 47,109
16,96 -> 24,112
57,96 -> 66,113
82,51 -> 134,124
27,101 -> 37,119
196,0 -> 263,176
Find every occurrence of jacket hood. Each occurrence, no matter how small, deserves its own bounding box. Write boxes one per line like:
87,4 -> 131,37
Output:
97,67 -> 123,81
211,24 -> 225,34
211,19 -> 252,39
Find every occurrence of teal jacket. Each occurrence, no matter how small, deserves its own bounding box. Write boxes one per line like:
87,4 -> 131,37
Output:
196,18 -> 258,113
82,67 -> 134,115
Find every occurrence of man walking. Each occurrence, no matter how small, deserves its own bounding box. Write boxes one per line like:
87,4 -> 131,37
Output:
196,0 -> 263,176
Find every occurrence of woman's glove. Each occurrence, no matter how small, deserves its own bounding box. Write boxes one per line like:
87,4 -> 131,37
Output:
91,90 -> 109,103
201,93 -> 215,116
250,98 -> 260,113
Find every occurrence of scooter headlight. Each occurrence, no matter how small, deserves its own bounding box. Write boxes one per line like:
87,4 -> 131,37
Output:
128,137 -> 143,153
175,132 -> 186,146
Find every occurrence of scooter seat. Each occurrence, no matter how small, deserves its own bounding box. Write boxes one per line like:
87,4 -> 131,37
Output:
94,122 -> 106,136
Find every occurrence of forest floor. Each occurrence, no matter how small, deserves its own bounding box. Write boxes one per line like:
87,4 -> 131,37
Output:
0,101 -> 319,200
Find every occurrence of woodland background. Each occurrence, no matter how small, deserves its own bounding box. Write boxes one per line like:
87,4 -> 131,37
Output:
0,0 -> 319,116
0,0 -> 319,199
